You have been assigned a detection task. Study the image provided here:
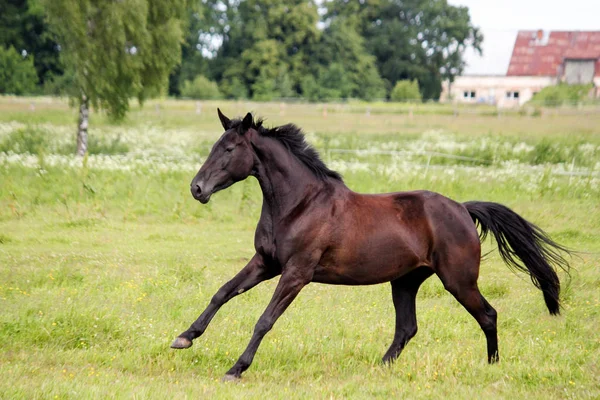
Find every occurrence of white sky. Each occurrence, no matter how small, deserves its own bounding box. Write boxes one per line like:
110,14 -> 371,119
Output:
448,0 -> 600,74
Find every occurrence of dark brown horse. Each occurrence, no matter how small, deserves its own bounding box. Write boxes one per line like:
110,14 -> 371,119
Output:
171,109 -> 571,381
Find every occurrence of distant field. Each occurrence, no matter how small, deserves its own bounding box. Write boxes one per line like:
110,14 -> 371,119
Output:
1,96 -> 599,398
2,95 -> 600,138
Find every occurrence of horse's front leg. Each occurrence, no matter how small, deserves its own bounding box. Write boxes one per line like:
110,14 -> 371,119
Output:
223,266 -> 311,380
171,253 -> 277,349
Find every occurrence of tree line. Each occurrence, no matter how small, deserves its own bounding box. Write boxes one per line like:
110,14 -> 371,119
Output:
2,0 -> 481,102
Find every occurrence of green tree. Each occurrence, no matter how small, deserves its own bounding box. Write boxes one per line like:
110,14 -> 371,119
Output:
300,64 -> 353,101
327,0 -> 482,100
275,66 -> 296,98
0,0 -> 62,87
215,0 -> 320,98
252,69 -> 278,101
241,39 -> 285,91
390,80 -> 421,102
180,75 -> 222,99
319,63 -> 353,100
41,0 -> 188,155
0,45 -> 38,95
300,75 -> 320,102
168,0 -> 215,96
310,18 -> 386,100
220,76 -> 249,100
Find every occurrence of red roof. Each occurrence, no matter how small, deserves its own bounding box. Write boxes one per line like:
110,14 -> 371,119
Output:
507,31 -> 600,77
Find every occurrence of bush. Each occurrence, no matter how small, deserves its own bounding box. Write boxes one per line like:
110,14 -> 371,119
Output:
0,46 -> 38,95
252,70 -> 278,101
275,67 -> 295,99
43,71 -> 76,96
87,135 -> 129,155
529,84 -> 594,107
357,67 -> 386,101
301,75 -> 321,102
390,80 -> 421,102
300,64 -> 355,101
180,75 -> 222,99
251,68 -> 297,101
221,76 -> 249,100
0,126 -> 50,154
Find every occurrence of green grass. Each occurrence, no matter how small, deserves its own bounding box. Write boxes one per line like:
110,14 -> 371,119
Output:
1,97 -> 599,399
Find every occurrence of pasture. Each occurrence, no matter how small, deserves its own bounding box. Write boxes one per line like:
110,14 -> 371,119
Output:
1,97 -> 599,398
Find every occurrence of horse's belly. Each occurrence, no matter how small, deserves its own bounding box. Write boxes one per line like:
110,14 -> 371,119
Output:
312,265 -> 407,285
312,245 -> 423,285
313,228 -> 429,285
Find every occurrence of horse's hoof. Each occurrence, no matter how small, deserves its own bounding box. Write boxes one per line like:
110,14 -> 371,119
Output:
170,337 -> 193,349
221,374 -> 241,383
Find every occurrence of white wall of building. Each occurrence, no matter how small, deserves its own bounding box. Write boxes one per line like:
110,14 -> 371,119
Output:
441,76 -> 557,107
594,78 -> 600,98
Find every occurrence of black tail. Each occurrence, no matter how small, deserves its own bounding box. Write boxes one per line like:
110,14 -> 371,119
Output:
464,201 -> 571,315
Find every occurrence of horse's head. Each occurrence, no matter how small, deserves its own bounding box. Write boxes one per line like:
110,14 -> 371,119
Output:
190,109 -> 256,203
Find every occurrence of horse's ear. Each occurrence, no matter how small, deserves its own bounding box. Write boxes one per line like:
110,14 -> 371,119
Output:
217,108 -> 231,130
241,112 -> 253,133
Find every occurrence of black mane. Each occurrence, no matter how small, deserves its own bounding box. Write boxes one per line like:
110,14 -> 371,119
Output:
230,117 -> 343,182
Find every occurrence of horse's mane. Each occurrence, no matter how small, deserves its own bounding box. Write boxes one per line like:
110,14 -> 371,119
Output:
229,117 -> 343,182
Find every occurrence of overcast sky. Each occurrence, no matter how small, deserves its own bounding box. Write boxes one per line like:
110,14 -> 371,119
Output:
448,0 -> 600,74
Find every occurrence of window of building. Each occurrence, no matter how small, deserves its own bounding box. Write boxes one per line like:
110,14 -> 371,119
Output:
463,90 -> 476,99
506,91 -> 519,99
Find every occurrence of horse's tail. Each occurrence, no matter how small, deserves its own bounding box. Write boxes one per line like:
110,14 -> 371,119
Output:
464,201 -> 571,315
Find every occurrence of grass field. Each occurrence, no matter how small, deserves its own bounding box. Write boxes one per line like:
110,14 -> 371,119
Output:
1,96 -> 599,399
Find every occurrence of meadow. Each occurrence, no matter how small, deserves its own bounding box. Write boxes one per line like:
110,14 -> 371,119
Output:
1,96 -> 599,399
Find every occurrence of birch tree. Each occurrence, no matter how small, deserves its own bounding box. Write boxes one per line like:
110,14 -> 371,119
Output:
41,0 -> 188,155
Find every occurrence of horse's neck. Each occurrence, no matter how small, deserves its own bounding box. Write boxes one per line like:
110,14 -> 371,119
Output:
250,134 -> 340,260
251,135 -> 325,220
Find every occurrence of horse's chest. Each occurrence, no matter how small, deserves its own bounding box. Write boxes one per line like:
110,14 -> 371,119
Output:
255,222 -> 315,266
254,223 -> 276,261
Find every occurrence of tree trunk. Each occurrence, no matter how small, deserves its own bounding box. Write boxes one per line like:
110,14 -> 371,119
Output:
77,95 -> 89,156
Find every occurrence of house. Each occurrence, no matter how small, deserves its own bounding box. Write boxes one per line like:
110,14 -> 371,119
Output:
442,75 -> 554,107
441,30 -> 600,106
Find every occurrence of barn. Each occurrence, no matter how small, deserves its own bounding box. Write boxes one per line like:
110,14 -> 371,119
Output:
442,30 -> 600,107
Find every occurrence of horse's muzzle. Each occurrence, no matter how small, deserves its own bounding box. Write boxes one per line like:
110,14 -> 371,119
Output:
191,182 -> 211,204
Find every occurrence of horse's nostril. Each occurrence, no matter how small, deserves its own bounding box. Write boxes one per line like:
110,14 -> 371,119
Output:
191,183 -> 202,198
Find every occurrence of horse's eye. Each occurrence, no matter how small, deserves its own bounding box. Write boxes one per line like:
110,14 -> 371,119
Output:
225,146 -> 234,153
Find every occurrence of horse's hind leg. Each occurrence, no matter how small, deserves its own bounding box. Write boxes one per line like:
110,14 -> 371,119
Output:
436,258 -> 499,363
383,267 -> 434,363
